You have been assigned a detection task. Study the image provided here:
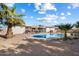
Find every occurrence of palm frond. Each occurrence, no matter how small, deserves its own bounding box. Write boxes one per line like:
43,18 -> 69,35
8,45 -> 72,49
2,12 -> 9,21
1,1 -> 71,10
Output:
75,21 -> 79,28
15,14 -> 25,17
0,3 -> 25,27
0,3 -> 9,10
58,23 -> 73,31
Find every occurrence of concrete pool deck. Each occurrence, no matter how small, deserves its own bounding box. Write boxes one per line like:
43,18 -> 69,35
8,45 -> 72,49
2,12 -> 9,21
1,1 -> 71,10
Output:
0,33 -> 79,55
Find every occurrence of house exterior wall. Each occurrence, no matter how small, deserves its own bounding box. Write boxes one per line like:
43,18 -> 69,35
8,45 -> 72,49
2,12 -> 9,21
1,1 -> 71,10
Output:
12,26 -> 25,35
46,27 -> 58,33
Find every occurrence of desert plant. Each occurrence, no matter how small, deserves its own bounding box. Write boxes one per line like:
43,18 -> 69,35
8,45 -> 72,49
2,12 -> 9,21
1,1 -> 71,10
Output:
57,23 -> 73,40
0,3 -> 25,38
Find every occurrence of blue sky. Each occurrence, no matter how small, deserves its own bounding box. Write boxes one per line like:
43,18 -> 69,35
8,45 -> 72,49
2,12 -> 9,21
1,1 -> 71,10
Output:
5,3 -> 79,26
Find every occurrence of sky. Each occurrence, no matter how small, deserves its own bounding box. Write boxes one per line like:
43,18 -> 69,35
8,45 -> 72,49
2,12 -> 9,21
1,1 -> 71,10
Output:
4,3 -> 79,26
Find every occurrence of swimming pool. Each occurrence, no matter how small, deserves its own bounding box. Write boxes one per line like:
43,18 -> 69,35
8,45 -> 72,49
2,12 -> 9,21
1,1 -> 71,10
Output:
32,33 -> 64,39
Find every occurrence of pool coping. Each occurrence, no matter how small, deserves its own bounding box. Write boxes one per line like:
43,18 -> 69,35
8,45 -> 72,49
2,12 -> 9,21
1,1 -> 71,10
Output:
30,33 -> 64,40
28,35 -> 63,41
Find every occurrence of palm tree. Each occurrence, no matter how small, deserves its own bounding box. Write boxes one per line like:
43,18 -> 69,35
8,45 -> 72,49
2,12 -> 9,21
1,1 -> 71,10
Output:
57,23 -> 73,40
0,3 -> 25,38
75,21 -> 79,28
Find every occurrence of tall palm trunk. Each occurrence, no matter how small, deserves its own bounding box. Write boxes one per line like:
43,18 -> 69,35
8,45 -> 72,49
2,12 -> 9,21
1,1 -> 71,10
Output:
6,23 -> 13,38
64,30 -> 67,41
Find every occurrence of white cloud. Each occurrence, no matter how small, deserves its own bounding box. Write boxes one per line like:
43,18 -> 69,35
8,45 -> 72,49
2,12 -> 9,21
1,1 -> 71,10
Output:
59,16 -> 68,24
67,12 -> 71,15
53,20 -> 58,24
4,3 -> 15,7
23,16 -> 27,18
60,13 -> 65,16
60,16 -> 66,20
67,3 -> 79,9
70,3 -> 79,8
27,3 -> 31,6
37,14 -> 58,23
43,3 -> 57,11
21,8 -> 26,13
47,14 -> 58,19
34,3 -> 42,10
38,11 -> 46,14
34,3 -> 57,14
38,10 -> 46,14
67,6 -> 72,9
37,14 -> 68,25
30,16 -> 34,18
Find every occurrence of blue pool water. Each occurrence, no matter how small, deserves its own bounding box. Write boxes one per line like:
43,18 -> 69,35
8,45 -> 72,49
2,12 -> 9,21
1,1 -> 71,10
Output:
32,33 -> 64,38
